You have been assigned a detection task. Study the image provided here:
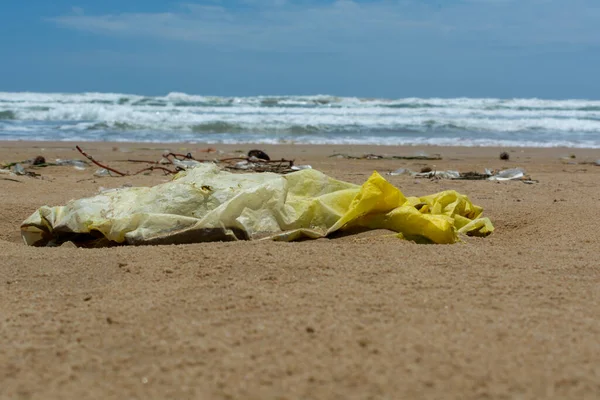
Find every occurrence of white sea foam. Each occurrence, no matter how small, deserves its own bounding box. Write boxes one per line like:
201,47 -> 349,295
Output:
1,91 -> 600,147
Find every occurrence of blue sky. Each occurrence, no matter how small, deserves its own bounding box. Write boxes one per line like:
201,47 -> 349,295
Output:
1,0 -> 599,98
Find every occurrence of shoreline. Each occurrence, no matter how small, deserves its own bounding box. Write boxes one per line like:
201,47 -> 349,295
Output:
2,139 -> 599,158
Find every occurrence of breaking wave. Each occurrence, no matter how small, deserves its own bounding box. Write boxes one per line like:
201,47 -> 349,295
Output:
1,91 -> 599,147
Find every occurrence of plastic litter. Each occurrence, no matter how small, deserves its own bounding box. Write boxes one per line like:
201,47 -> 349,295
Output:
488,168 -> 524,181
21,165 -> 493,247
55,159 -> 88,168
94,168 -> 111,177
389,169 -> 460,179
12,163 -> 26,175
234,161 -> 251,170
388,167 -> 530,182
416,170 -> 461,179
330,152 -> 442,161
172,158 -> 203,169
290,165 -> 312,171
388,168 -> 411,176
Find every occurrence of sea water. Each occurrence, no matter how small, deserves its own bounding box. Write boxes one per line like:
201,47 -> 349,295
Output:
1,91 -> 599,147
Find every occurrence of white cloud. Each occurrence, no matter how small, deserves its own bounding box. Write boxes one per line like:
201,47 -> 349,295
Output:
49,0 -> 600,52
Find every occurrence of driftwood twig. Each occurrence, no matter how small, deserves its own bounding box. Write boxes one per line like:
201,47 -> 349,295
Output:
76,146 -> 177,176
76,146 -> 127,176
133,166 -> 177,175
74,146 -> 295,176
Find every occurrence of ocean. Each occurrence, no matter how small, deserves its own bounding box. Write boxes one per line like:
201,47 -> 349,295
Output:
1,92 -> 599,148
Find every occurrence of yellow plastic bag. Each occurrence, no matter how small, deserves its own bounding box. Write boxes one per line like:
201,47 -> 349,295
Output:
21,164 -> 493,247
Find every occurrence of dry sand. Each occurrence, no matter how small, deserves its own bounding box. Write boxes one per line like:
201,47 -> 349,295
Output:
1,141 -> 599,399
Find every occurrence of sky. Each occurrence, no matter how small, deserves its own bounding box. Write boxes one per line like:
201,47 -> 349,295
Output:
1,0 -> 599,99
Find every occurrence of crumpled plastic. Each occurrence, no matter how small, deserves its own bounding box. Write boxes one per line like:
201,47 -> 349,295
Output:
21,164 -> 494,247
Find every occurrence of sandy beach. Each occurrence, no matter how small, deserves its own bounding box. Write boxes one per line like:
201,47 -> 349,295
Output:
1,141 -> 599,399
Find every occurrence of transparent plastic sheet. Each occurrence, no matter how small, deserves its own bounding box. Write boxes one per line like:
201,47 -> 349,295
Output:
21,164 -> 494,247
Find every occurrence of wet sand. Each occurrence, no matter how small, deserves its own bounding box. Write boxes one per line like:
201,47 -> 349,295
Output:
1,141 -> 599,399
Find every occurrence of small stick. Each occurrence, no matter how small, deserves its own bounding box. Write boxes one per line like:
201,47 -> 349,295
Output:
164,152 -> 196,160
76,146 -> 127,176
123,159 -> 161,164
133,166 -> 176,175
218,157 -> 294,164
218,157 -> 249,162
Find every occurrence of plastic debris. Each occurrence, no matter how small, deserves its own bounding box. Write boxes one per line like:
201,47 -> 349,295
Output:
234,161 -> 251,170
94,168 -> 111,177
487,168 -> 524,181
21,164 -> 493,247
330,153 -> 442,160
389,168 -> 462,179
415,170 -> 461,179
172,158 -> 203,169
0,169 -> 23,182
290,165 -> 312,171
388,168 -> 411,176
388,167 -> 534,182
12,163 -> 26,175
0,163 -> 41,178
222,158 -> 296,173
55,159 -> 88,168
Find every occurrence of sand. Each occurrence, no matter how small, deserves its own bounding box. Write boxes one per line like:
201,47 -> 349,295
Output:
1,141 -> 599,399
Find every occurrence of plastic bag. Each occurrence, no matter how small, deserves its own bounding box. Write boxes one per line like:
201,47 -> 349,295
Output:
21,164 -> 493,247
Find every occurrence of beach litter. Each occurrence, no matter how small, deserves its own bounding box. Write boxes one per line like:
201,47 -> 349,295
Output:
290,165 -> 313,171
2,147 -> 302,178
487,168 -> 525,181
55,159 -> 89,168
21,164 -> 493,247
560,156 -> 600,166
0,163 -> 42,178
1,156 -> 90,179
388,167 -> 537,183
247,149 -> 270,161
77,146 -> 300,175
330,152 -> 442,161
0,168 -> 23,182
12,163 -> 26,175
